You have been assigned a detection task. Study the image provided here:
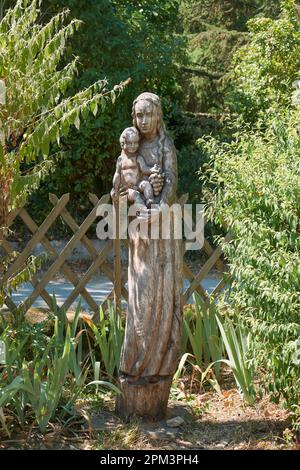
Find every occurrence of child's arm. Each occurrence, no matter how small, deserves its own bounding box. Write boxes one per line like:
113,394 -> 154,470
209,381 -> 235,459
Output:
113,156 -> 122,191
111,156 -> 122,201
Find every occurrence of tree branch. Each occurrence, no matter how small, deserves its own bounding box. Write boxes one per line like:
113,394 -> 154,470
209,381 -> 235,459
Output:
180,66 -> 223,80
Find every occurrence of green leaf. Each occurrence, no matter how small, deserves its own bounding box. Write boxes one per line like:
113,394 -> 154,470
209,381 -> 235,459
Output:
41,137 -> 50,157
86,380 -> 121,395
74,112 -> 80,130
91,101 -> 98,117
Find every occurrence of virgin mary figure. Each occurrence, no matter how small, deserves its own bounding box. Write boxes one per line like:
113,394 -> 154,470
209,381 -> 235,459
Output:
116,92 -> 183,421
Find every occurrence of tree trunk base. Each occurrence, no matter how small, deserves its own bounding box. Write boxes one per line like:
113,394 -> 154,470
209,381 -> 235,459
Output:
115,375 -> 173,422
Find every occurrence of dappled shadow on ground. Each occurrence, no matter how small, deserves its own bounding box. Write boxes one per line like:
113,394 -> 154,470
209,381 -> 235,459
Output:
1,390 -> 297,451
183,417 -> 292,450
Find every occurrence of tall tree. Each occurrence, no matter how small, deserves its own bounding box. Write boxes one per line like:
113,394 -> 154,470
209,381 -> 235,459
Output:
179,0 -> 287,113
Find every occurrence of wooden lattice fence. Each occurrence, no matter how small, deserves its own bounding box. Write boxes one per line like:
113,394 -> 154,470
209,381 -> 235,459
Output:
0,193 -> 231,319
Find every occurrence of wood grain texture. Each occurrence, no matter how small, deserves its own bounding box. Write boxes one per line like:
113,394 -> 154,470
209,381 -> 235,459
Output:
115,92 -> 183,421
116,375 -> 173,421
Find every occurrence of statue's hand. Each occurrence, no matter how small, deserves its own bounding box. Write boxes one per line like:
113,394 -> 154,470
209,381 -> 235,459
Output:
119,185 -> 129,198
110,187 -> 118,202
150,164 -> 161,174
111,186 -> 128,204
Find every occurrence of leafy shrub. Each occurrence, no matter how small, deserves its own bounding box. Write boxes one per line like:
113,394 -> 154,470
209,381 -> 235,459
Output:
200,0 -> 300,411
202,107 -> 300,408
0,0 -> 127,222
0,301 -> 119,434
229,0 -> 300,122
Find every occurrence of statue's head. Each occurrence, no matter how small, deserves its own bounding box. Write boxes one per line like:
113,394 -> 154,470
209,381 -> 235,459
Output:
120,127 -> 140,155
132,92 -> 163,137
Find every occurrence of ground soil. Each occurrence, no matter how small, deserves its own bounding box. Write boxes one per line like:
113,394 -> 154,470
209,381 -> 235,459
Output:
0,385 -> 298,451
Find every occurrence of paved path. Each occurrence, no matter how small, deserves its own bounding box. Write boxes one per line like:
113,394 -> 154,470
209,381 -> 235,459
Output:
5,275 -> 222,312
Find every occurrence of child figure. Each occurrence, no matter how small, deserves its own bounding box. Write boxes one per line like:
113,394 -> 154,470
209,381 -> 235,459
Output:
112,127 -> 156,207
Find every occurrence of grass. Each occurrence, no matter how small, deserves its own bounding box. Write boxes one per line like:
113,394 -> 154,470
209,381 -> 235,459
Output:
93,425 -> 147,451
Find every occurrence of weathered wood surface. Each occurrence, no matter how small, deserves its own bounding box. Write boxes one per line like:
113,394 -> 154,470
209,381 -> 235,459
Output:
1,190 -> 229,322
20,193 -> 111,313
19,204 -> 98,312
0,185 -> 230,346
182,232 -> 232,305
114,93 -> 231,421
115,92 -> 183,421
113,199 -> 122,314
1,92 -> 230,420
116,375 -> 173,421
1,193 -> 70,286
0,193 -> 128,317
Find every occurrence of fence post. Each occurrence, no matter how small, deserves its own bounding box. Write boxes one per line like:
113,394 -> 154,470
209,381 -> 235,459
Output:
114,198 -> 122,314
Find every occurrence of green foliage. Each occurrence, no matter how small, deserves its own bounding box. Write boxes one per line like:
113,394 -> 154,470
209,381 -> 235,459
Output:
84,303 -> 124,380
198,4 -> 300,412
229,0 -> 300,122
0,0 -> 127,313
178,0 -> 286,114
202,95 -> 300,408
182,294 -> 224,377
173,110 -> 226,204
0,0 -> 127,222
0,303 -> 83,432
215,309 -> 255,405
0,375 -> 24,436
174,0 -> 289,209
29,0 -> 186,217
206,129 -> 300,406
180,0 -> 283,34
0,300 -> 120,434
20,321 -> 76,432
179,294 -> 255,402
175,0 -> 300,209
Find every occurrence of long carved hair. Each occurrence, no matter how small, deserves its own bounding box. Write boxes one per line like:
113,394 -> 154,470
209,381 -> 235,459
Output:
132,92 -> 167,164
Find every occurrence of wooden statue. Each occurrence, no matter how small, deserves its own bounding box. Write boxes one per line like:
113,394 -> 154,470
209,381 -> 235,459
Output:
113,92 -> 182,421
111,127 -> 155,208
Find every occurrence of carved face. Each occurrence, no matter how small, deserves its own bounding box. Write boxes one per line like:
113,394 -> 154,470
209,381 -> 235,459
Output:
134,100 -> 158,135
123,133 -> 139,155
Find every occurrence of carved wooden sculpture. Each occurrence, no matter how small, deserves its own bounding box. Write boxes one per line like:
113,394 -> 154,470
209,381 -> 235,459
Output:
114,92 -> 182,421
